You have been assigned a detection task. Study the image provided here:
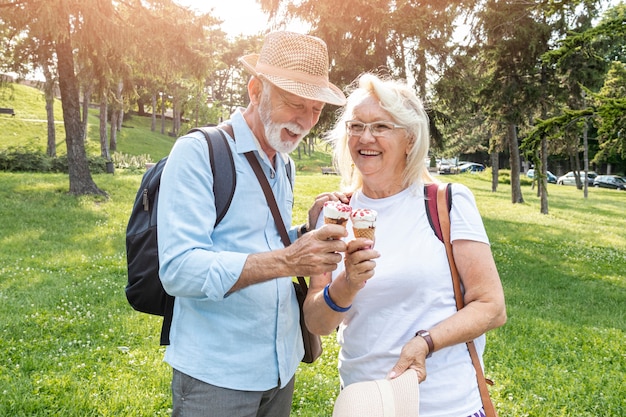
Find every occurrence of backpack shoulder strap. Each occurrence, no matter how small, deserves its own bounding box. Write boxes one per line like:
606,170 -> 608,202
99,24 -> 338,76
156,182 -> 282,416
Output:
286,156 -> 295,189
187,126 -> 236,227
424,182 -> 452,243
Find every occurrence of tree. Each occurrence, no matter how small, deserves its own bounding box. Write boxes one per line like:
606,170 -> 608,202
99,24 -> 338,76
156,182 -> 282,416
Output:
437,0 -> 608,208
1,0 -> 226,191
259,0 -> 466,137
1,4 -> 59,158
523,3 -> 625,197
55,26 -> 105,195
542,8 -> 609,197
1,0 -> 128,195
594,62 -> 626,169
475,0 -> 560,204
209,35 -> 262,117
128,1 -> 221,133
434,46 -> 499,187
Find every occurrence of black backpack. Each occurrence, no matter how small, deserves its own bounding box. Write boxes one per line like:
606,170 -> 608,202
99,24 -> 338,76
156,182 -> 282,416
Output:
125,126 -> 236,345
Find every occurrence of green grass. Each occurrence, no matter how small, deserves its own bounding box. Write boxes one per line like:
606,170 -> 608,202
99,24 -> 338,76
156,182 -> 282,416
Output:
456,175 -> 625,416
0,172 -> 624,416
1,82 -> 625,416
0,82 -> 333,167
0,82 -> 65,151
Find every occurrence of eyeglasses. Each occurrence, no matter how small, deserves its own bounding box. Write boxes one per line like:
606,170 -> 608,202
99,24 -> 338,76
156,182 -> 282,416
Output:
345,120 -> 406,137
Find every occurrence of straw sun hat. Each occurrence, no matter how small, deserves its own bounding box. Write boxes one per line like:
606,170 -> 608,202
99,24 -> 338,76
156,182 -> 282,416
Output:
332,369 -> 420,417
239,31 -> 346,106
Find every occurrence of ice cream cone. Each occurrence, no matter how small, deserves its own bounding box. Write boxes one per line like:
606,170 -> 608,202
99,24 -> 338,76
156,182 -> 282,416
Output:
323,201 -> 352,227
351,208 -> 377,242
353,226 -> 376,240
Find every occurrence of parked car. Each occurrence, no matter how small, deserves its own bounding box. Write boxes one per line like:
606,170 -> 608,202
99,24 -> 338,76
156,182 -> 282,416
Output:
527,169 -> 557,184
557,171 -> 598,186
593,175 -> 626,190
438,158 -> 456,174
458,162 -> 485,173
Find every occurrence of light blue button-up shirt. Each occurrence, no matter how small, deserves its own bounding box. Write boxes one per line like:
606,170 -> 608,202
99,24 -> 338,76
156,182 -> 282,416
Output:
157,110 -> 303,391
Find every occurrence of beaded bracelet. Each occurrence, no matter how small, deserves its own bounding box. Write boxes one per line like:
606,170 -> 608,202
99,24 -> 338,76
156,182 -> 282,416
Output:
323,283 -> 352,312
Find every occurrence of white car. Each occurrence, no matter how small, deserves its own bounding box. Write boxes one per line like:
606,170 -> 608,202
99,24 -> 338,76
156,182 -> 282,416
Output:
527,169 -> 557,184
438,159 -> 456,174
557,171 -> 598,186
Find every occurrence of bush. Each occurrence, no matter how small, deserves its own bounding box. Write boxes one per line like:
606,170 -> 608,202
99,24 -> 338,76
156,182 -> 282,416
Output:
496,170 -> 534,186
0,145 -> 52,172
0,146 -> 109,173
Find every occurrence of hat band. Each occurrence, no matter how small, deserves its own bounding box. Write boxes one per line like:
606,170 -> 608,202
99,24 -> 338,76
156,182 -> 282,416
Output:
255,62 -> 329,88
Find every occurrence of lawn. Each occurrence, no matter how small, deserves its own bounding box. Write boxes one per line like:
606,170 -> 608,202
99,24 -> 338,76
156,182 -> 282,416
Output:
1,81 -> 625,416
0,170 -> 624,416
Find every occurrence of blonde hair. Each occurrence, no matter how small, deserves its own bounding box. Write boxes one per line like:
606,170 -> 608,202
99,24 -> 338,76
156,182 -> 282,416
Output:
326,73 -> 433,192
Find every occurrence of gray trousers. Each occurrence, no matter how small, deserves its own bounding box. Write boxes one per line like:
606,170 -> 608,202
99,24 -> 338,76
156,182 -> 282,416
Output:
171,368 -> 295,417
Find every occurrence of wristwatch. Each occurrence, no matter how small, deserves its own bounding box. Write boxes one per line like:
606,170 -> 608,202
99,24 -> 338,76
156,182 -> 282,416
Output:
415,330 -> 434,358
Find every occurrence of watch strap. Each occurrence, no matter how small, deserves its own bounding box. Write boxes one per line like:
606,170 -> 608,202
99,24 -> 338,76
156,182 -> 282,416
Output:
416,330 -> 434,358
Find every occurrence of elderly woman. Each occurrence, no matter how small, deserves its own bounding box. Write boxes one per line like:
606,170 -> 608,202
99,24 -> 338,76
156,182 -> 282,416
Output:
304,73 -> 507,417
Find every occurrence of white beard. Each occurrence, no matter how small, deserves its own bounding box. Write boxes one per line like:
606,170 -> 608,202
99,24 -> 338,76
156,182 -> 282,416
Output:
258,91 -> 309,154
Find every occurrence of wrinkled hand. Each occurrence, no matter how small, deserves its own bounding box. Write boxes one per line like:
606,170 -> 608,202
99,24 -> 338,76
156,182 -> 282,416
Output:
307,191 -> 351,231
344,238 -> 379,289
387,336 -> 429,383
287,224 -> 347,276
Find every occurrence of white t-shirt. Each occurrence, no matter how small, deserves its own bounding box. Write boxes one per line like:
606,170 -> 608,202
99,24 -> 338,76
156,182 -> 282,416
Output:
332,183 -> 490,417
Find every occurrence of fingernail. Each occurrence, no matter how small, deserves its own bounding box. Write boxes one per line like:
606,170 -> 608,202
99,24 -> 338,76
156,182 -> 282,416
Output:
387,371 -> 396,379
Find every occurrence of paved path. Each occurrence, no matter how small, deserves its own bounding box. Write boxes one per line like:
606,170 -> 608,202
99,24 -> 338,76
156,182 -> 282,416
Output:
16,118 -> 64,123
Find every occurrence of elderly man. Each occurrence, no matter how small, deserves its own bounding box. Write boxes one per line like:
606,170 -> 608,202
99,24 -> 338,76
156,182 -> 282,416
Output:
157,31 -> 347,417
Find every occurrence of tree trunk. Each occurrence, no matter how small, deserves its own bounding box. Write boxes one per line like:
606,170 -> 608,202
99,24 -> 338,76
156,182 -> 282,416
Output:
111,80 -> 123,152
508,123 -> 524,203
81,84 -> 91,141
160,94 -> 166,135
118,107 -> 123,131
172,99 -> 179,136
538,70 -> 549,214
540,136 -> 548,214
56,35 -> 106,197
194,94 -> 199,127
110,108 -> 118,156
42,64 -> 56,158
582,115 -> 589,199
137,97 -> 146,116
151,93 -> 157,132
490,151 -> 498,192
572,149 -> 582,189
99,92 -> 109,159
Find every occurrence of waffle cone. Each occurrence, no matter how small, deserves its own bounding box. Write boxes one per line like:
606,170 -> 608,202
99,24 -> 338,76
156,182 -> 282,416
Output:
353,227 -> 375,240
325,217 -> 349,227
